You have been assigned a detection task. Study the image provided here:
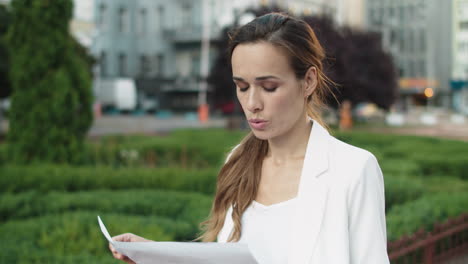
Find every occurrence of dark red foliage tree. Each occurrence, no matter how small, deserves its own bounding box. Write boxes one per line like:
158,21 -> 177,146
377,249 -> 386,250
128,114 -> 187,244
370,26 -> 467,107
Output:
208,6 -> 398,112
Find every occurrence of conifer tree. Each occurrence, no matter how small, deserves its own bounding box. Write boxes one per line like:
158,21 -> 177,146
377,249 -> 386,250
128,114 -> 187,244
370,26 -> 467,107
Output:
6,0 -> 93,163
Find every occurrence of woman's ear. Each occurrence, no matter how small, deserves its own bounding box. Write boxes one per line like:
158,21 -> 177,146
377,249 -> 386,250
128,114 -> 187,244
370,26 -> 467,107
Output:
303,66 -> 318,98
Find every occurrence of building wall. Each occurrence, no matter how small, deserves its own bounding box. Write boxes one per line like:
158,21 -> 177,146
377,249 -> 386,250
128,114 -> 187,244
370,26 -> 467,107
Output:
453,0 -> 468,79
365,0 -> 453,94
452,0 -> 468,114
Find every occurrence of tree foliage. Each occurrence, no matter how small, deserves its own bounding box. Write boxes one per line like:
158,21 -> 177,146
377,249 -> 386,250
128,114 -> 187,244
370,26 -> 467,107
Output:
6,0 -> 93,163
209,6 -> 398,111
0,4 -> 10,99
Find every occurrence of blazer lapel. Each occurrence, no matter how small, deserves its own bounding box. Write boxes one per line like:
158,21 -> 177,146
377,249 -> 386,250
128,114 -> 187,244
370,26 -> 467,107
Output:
287,118 -> 330,264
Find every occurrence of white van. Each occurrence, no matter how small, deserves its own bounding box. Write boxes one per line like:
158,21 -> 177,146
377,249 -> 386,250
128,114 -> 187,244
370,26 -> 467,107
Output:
95,78 -> 137,111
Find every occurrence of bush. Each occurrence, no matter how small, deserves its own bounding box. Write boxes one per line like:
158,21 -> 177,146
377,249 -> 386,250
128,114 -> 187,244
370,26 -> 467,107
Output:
386,192 -> 468,241
414,154 -> 468,180
0,165 -> 219,194
383,174 -> 424,212
0,189 -> 213,230
0,212 -> 181,263
6,0 -> 93,164
379,158 -> 421,177
84,129 -> 246,168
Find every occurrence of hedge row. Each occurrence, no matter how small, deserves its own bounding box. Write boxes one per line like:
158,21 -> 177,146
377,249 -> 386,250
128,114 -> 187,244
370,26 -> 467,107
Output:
0,212 -> 183,263
0,166 -> 218,194
83,129 -> 245,168
3,129 -> 466,179
1,164 -> 463,212
386,192 -> 468,241
0,189 -> 212,228
383,175 -> 424,212
336,131 -> 468,180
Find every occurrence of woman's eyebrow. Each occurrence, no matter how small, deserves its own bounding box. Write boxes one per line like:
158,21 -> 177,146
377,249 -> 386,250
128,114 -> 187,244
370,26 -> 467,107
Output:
232,75 -> 280,82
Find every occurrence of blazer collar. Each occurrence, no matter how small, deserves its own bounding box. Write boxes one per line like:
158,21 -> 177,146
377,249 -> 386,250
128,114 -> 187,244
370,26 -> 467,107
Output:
287,117 -> 331,264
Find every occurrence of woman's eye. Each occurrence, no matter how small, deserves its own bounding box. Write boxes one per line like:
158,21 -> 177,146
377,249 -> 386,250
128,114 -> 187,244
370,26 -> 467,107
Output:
237,84 -> 249,92
263,86 -> 277,92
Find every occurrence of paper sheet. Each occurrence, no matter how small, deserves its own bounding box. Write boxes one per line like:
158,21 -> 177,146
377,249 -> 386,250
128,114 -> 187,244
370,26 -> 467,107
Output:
98,216 -> 258,264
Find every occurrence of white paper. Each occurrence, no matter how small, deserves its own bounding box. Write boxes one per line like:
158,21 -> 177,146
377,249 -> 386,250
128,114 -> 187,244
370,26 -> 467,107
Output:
98,216 -> 258,264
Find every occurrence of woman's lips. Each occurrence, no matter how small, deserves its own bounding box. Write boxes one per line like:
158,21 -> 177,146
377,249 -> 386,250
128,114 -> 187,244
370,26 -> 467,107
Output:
248,119 -> 268,130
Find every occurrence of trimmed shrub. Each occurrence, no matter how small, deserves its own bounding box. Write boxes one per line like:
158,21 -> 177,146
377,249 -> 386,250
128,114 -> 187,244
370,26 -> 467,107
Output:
6,0 -> 93,164
386,192 -> 468,241
379,158 -> 421,177
383,174 -> 424,212
0,165 -> 219,194
0,212 -> 181,263
84,129 -> 246,168
0,189 -> 212,229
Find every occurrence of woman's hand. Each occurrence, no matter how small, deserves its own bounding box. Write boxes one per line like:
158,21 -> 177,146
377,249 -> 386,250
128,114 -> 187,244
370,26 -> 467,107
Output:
109,233 -> 152,263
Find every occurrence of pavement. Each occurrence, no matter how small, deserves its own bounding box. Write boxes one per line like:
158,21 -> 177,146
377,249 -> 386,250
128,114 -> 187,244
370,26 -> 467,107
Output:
354,123 -> 468,142
0,109 -> 466,141
87,114 -> 228,137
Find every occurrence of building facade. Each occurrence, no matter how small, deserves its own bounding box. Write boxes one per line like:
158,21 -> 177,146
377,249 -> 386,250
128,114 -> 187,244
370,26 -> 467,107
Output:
91,0 -> 354,111
365,0 -> 453,109
452,0 -> 468,114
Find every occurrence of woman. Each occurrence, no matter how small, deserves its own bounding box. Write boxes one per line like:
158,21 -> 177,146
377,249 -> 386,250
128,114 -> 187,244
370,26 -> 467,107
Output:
110,12 -> 390,264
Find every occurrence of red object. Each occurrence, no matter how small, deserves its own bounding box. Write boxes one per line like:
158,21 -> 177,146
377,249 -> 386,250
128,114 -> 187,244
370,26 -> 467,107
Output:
198,104 -> 209,123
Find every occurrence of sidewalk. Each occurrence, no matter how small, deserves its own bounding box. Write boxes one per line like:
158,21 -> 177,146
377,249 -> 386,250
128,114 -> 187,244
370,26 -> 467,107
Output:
355,123 -> 468,142
87,115 -> 228,137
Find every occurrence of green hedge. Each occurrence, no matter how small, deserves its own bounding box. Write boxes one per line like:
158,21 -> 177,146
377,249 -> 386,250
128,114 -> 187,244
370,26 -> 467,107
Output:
84,129 -> 246,168
383,174 -> 424,212
0,190 -> 212,230
386,192 -> 468,241
335,131 -> 468,180
0,166 -> 218,194
0,212 -> 180,263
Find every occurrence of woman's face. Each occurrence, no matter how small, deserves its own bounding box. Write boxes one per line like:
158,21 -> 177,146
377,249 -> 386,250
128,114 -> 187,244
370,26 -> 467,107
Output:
231,41 -> 310,140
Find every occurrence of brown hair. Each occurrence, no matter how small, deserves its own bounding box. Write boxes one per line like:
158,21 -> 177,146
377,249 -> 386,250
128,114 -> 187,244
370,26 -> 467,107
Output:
196,12 -> 335,242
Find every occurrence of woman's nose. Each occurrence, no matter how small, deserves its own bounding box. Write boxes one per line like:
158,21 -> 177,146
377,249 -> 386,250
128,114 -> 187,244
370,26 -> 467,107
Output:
246,88 -> 263,113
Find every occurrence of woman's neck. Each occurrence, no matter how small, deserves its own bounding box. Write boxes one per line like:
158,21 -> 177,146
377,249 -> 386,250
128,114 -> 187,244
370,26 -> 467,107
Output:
266,115 -> 312,164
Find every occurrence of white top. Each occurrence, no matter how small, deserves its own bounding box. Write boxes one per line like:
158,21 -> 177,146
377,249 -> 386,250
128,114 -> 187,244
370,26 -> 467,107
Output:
238,197 -> 298,264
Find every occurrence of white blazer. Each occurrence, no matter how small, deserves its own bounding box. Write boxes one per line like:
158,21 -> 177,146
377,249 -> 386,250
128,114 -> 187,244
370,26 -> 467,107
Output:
217,118 -> 390,264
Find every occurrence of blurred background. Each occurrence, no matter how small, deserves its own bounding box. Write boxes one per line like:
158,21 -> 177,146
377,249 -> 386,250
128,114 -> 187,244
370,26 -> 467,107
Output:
0,0 -> 467,263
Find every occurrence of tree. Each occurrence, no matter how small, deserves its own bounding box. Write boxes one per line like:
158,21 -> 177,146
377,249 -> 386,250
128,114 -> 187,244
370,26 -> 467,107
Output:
209,6 -> 398,112
0,4 -> 10,99
6,0 -> 93,164
303,15 -> 398,110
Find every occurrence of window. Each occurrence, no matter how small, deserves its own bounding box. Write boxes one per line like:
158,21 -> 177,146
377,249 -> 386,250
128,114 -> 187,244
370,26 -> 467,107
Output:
420,29 -> 426,53
460,21 -> 468,30
100,51 -> 107,76
191,53 -> 200,76
138,8 -> 147,34
181,3 -> 192,27
409,60 -> 415,77
154,54 -> 164,76
409,29 -> 415,53
419,59 -> 426,77
140,55 -> 150,77
157,6 -> 165,32
118,6 -> 129,33
399,6 -> 405,22
98,4 -> 107,31
398,29 -> 405,52
118,53 -> 127,76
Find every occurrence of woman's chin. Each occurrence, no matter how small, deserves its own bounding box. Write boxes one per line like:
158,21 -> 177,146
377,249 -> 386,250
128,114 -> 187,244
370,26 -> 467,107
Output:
251,130 -> 272,140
